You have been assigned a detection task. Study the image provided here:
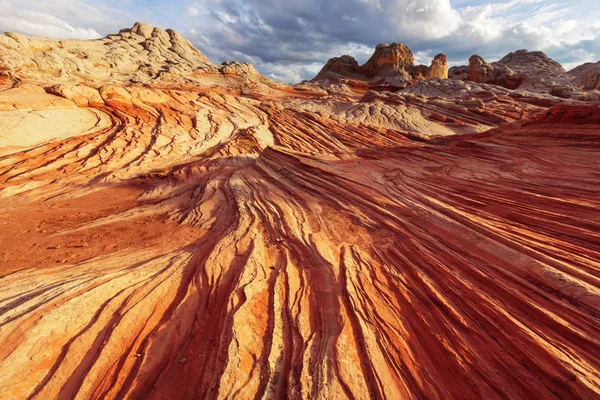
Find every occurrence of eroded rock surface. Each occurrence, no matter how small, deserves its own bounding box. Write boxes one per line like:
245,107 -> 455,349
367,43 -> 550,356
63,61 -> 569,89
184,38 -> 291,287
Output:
0,24 -> 599,400
466,54 -> 524,89
0,22 -> 276,91
427,54 -> 448,79
570,61 -> 600,90
312,43 -> 448,89
455,50 -> 600,100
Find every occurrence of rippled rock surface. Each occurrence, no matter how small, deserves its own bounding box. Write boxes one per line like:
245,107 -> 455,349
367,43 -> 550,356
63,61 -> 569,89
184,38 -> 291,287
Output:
0,23 -> 599,400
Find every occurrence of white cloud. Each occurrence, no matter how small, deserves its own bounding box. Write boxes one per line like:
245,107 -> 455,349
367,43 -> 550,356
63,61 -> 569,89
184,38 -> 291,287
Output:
377,0 -> 462,40
0,1 -> 101,38
460,0 -> 598,49
413,51 -> 433,66
0,0 -> 137,39
265,62 -> 323,83
561,48 -> 597,71
184,6 -> 202,17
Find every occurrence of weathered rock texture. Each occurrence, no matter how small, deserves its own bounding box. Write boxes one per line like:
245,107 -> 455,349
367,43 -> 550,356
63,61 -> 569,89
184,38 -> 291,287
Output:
312,43 -> 448,88
466,54 -> 524,89
0,22 -> 271,89
0,24 -> 600,400
427,54 -> 448,79
569,61 -> 600,90
454,50 -> 600,100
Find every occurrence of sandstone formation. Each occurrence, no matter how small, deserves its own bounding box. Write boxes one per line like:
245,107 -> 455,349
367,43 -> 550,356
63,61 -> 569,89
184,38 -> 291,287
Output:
312,43 -> 448,89
466,54 -> 524,89
0,22 -> 272,89
569,61 -> 600,90
497,50 -> 572,91
0,23 -> 600,400
454,50 -> 600,100
448,64 -> 468,80
427,54 -> 448,79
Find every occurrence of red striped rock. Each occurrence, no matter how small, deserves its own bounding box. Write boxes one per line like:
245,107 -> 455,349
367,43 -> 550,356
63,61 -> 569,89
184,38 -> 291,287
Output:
0,23 -> 599,400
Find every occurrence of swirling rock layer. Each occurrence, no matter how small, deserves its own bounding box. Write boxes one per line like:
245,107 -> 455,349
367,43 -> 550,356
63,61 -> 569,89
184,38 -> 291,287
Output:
0,26 -> 600,400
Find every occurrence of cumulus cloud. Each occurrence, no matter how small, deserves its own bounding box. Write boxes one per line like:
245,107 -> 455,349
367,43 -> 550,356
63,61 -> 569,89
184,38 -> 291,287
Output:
0,0 -> 599,83
561,48 -> 597,71
439,0 -> 600,68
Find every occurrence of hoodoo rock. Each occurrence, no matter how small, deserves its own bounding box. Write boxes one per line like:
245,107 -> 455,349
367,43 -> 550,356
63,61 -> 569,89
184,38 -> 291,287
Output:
0,23 -> 600,400
363,43 -> 415,74
312,43 -> 449,89
467,55 -> 494,83
427,53 -> 448,79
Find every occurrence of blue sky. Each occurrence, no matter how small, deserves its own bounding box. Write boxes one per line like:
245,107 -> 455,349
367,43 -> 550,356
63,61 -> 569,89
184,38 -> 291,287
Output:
1,0 -> 598,82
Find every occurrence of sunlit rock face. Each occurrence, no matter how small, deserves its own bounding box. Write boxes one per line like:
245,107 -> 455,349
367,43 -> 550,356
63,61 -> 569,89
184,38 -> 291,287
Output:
1,23 -> 600,400
311,43 -> 448,89
451,50 -> 600,101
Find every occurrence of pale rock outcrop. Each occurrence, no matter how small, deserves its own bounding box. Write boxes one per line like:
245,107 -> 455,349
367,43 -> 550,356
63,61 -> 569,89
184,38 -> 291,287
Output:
219,61 -> 260,76
498,50 -> 565,78
0,85 -> 75,111
427,54 -> 448,79
129,21 -> 155,39
0,22 -> 277,89
0,23 -> 213,85
45,84 -> 104,106
496,50 -> 570,92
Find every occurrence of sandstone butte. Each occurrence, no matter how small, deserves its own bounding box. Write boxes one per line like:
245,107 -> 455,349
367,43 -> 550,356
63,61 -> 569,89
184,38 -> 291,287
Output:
0,21 -> 599,400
